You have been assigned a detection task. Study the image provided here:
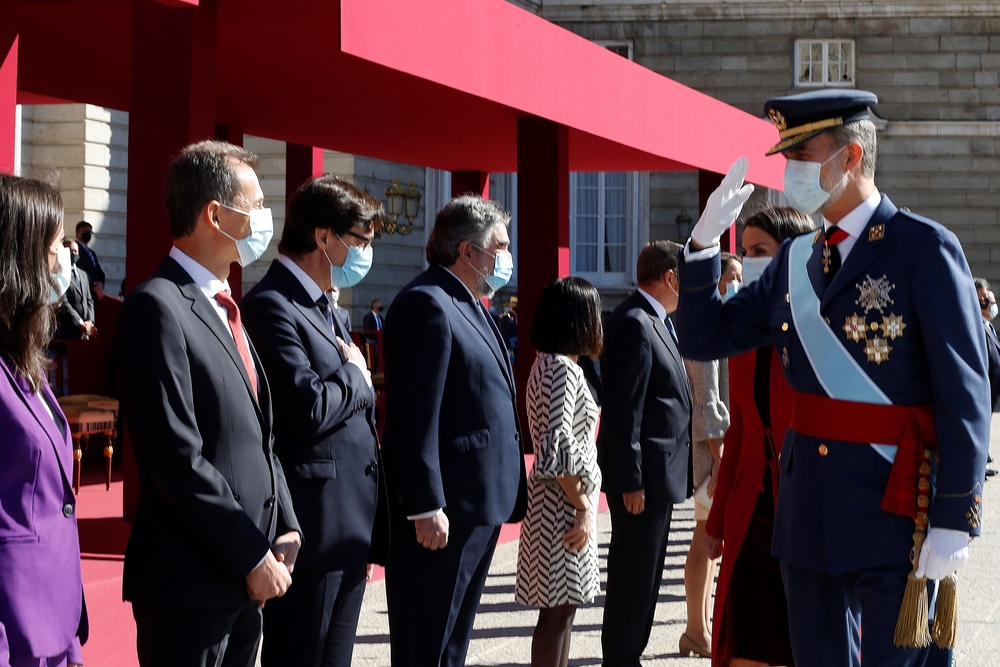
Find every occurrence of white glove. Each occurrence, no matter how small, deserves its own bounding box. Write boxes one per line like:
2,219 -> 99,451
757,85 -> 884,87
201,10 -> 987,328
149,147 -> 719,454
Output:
690,157 -> 755,249
915,527 -> 970,580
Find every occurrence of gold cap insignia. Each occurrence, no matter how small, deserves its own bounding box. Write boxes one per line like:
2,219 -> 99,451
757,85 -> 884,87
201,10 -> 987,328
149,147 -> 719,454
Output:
768,109 -> 787,131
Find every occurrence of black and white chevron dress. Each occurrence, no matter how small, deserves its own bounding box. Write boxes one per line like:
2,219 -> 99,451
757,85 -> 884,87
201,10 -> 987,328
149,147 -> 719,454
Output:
515,352 -> 601,608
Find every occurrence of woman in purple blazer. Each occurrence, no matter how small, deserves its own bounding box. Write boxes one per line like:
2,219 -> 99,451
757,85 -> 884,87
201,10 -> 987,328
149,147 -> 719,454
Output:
0,174 -> 88,667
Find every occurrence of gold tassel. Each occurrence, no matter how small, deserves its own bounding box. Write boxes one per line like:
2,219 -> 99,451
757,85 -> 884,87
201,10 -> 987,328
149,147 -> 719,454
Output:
932,573 -> 958,649
894,532 -> 932,648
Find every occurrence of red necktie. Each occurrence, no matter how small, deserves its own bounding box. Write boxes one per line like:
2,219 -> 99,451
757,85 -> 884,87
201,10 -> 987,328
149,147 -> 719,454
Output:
215,290 -> 258,396
822,225 -> 850,278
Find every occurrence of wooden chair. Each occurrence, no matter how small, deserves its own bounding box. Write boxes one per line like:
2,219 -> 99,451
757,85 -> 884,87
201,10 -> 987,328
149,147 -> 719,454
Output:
57,395 -> 119,493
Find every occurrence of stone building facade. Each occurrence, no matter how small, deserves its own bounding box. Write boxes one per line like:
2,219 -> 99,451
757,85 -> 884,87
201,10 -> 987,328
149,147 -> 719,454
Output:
519,0 -> 1000,283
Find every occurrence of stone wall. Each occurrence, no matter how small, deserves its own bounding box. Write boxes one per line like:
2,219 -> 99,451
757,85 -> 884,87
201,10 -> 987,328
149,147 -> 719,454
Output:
539,1 -> 1000,281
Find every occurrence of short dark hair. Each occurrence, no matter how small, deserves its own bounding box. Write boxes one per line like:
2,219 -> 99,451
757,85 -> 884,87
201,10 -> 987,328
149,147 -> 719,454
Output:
0,174 -> 63,391
637,240 -> 681,286
426,196 -> 510,266
530,276 -> 603,357
279,175 -> 384,257
75,220 -> 92,233
974,277 -> 990,292
741,206 -> 814,245
163,140 -> 259,239
371,299 -> 381,308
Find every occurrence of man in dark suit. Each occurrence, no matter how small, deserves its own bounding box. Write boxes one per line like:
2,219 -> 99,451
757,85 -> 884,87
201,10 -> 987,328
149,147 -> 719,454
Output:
599,240 -> 692,667
116,140 -> 301,667
975,279 -> 1000,411
242,175 -> 388,667
330,285 -> 352,332
75,220 -> 105,300
381,196 -> 527,667
55,240 -> 97,339
362,299 -> 383,334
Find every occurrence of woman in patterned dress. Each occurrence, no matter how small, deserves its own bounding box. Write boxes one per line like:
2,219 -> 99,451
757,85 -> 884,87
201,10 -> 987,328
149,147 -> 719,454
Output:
515,276 -> 604,667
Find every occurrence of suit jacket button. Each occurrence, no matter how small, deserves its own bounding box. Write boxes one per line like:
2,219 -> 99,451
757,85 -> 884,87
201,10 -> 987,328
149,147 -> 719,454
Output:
365,463 -> 376,476
233,494 -> 241,501
265,496 -> 275,508
515,433 -> 521,442
62,503 -> 74,517
818,444 -> 829,456
781,322 -> 789,331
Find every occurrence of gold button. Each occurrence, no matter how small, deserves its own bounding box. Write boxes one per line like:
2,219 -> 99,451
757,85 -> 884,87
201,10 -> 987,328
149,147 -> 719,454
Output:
871,322 -> 880,331
825,317 -> 831,324
785,293 -> 790,303
975,495 -> 982,504
818,444 -> 829,456
781,322 -> 789,331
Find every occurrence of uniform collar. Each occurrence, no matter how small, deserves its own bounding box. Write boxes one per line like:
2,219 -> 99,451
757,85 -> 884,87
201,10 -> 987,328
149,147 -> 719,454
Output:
823,188 -> 881,239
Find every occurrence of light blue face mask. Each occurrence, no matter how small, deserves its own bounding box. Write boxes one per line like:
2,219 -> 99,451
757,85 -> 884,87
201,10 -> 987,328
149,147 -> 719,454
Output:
471,245 -> 514,292
218,204 -> 274,267
991,303 -> 998,320
741,256 -> 773,285
49,246 -> 72,305
324,234 -> 373,289
782,145 -> 848,216
721,281 -> 740,303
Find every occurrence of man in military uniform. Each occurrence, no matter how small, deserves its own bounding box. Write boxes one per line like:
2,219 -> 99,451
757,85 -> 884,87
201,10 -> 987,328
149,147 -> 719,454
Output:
676,90 -> 989,666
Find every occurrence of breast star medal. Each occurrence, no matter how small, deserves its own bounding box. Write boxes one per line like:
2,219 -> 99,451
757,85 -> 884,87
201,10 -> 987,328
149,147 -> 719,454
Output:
840,275 -> 905,364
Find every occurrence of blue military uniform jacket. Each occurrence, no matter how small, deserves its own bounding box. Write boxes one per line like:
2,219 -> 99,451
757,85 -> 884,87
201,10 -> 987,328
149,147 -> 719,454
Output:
677,194 -> 989,574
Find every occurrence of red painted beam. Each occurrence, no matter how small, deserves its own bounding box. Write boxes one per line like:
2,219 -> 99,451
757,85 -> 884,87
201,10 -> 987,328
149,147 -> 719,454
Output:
286,143 -> 325,204
451,171 -> 490,199
122,0 -> 217,523
0,2 -> 17,174
515,117 -> 570,438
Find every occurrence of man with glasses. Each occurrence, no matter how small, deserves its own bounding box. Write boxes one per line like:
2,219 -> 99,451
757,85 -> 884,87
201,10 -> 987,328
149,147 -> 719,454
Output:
242,175 -> 387,667
676,89 -> 988,667
381,196 -> 527,667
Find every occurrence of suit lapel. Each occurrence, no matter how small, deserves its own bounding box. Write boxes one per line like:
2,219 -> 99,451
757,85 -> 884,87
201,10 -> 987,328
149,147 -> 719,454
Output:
269,261 -> 347,359
821,196 -> 897,310
455,296 -> 515,392
632,292 -> 691,404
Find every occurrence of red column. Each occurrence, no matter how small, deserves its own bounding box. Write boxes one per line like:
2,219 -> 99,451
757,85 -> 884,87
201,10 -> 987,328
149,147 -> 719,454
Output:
699,169 -> 736,254
286,143 -> 325,202
215,125 -> 245,298
451,170 -> 489,199
123,0 -> 217,519
0,2 -> 18,174
516,117 -> 570,434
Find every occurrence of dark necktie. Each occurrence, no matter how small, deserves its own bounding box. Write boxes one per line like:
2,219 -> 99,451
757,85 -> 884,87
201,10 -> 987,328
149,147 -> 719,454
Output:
317,294 -> 334,329
664,316 -> 678,345
214,290 -> 258,396
823,225 -> 850,279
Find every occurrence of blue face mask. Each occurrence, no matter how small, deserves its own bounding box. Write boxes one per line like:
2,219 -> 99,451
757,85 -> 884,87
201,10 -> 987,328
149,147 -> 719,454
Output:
721,281 -> 740,303
782,145 -> 848,215
218,204 -> 274,267
741,256 -> 773,285
49,246 -> 72,305
323,234 -> 373,289
471,245 -> 513,292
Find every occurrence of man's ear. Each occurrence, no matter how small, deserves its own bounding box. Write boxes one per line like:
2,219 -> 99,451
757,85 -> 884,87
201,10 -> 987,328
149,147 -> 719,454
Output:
458,240 -> 473,263
846,143 -> 863,172
204,200 -> 223,229
314,226 -> 329,248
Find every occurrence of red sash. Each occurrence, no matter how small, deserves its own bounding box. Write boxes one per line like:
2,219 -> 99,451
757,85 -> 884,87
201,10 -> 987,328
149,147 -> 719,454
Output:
790,392 -> 935,519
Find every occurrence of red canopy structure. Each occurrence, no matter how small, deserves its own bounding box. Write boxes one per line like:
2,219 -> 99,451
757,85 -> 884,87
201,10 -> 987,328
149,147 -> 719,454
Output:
4,0 -> 784,475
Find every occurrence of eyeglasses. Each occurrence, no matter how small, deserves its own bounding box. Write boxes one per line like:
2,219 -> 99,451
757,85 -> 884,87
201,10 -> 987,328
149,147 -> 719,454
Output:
343,230 -> 374,251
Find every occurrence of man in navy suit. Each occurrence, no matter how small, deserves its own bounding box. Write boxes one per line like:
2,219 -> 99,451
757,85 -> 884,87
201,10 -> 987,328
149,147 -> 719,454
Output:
116,140 -> 301,666
599,240 -> 693,667
75,221 -> 105,300
975,279 -> 1000,412
381,196 -> 527,667
241,175 -> 388,667
676,90 -> 989,667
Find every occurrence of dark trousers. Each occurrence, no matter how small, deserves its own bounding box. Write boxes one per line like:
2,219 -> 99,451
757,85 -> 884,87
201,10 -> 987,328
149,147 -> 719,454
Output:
781,560 -> 951,667
385,521 -> 500,667
602,495 -> 674,667
261,564 -> 368,667
132,600 -> 261,667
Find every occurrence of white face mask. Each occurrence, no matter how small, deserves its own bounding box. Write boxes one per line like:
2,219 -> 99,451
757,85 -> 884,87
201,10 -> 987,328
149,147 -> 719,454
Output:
741,256 -> 773,285
990,303 -> 999,320
721,281 -> 740,303
218,204 -> 274,267
783,145 -> 848,215
49,246 -> 72,304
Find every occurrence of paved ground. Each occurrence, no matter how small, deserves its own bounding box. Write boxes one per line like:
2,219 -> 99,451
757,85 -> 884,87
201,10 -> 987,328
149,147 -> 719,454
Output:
351,417 -> 1000,666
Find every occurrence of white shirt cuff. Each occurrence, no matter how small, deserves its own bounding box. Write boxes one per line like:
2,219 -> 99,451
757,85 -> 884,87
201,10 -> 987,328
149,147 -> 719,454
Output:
407,508 -> 443,521
683,240 -> 721,262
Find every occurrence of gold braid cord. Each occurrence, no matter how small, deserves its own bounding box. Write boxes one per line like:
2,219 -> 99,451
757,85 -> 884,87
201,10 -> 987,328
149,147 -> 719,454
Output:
893,447 -> 933,648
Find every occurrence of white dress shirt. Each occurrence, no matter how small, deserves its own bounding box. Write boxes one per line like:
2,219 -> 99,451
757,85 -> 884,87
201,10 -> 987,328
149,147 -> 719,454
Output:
821,188 -> 881,262
169,246 -> 232,335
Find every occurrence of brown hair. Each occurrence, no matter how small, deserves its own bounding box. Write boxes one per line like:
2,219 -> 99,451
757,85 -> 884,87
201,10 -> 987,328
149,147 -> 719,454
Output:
279,175 -> 384,257
741,206 -> 814,245
0,174 -> 64,391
